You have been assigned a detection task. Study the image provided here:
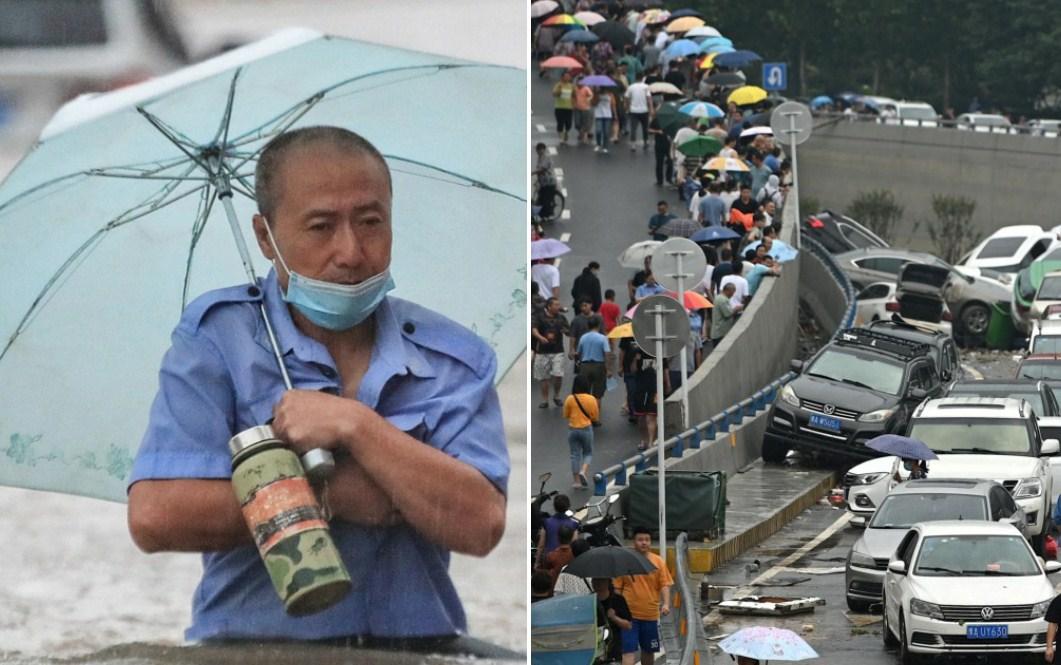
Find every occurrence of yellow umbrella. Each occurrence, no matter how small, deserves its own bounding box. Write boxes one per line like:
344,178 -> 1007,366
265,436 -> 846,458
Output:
607,322 -> 634,339
698,52 -> 719,70
666,16 -> 705,34
641,8 -> 670,25
728,85 -> 768,106
702,156 -> 750,172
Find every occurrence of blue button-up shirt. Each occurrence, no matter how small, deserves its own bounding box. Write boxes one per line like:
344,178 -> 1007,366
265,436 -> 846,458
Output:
577,331 -> 609,362
129,269 -> 508,642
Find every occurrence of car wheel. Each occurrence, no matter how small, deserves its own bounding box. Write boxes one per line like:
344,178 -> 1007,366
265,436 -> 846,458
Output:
881,592 -> 898,647
762,435 -> 789,464
898,612 -> 918,664
847,596 -> 871,613
960,302 -> 990,345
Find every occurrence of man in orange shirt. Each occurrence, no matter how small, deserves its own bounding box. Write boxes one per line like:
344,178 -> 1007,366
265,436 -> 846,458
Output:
573,78 -> 595,145
614,526 -> 673,665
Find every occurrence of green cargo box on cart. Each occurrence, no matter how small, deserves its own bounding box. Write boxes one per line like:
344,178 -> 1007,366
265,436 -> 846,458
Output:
622,470 -> 726,540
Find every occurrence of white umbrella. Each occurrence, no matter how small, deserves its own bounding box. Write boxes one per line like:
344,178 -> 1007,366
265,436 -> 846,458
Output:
685,26 -> 722,39
531,0 -> 560,18
648,81 -> 682,96
740,126 -> 774,138
573,11 -> 606,25
618,240 -> 661,269
531,237 -> 571,260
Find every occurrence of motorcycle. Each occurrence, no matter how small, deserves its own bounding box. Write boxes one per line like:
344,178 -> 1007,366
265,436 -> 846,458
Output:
530,472 -> 557,566
573,492 -> 624,548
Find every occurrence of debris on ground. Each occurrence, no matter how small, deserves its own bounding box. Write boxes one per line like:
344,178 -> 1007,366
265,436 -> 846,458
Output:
844,611 -> 883,627
718,595 -> 826,616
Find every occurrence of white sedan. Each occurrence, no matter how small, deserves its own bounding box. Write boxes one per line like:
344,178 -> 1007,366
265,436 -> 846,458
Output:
882,520 -> 1061,662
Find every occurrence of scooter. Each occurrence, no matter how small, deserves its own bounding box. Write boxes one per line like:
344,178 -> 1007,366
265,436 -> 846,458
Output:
530,472 -> 557,565
573,492 -> 624,548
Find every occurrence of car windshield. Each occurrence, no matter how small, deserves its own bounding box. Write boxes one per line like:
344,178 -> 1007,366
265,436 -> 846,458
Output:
915,535 -> 1039,576
870,493 -> 987,528
806,349 -> 905,395
1033,336 -> 1061,354
1038,276 -> 1061,300
1020,362 -> 1061,381
949,387 -> 1044,415
908,418 -> 1032,454
977,237 -> 1024,259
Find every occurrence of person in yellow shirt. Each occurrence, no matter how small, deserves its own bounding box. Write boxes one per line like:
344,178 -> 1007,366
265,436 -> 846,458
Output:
563,375 -> 599,488
614,526 -> 673,665
553,70 -> 576,143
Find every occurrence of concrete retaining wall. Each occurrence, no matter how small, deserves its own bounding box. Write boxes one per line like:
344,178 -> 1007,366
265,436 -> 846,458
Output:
800,120 -> 1061,251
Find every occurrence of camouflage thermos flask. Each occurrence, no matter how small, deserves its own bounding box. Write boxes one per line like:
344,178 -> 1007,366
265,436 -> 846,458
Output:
229,425 -> 352,616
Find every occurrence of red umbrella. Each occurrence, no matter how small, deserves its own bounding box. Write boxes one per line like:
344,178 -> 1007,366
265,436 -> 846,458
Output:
540,56 -> 584,70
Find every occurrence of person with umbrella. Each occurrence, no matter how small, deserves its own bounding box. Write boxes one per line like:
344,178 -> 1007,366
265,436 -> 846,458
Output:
647,200 -> 675,241
614,526 -> 673,665
127,127 -> 509,643
553,70 -> 577,143
594,577 -> 633,663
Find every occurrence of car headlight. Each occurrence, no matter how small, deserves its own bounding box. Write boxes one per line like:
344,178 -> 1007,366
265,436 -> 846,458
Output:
1014,477 -> 1043,499
1032,599 -> 1052,619
780,384 -> 800,407
849,550 -> 876,569
859,408 -> 895,423
910,598 -> 944,620
850,472 -> 888,486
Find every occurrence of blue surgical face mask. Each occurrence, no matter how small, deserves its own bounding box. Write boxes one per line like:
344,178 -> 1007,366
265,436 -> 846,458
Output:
262,219 -> 395,331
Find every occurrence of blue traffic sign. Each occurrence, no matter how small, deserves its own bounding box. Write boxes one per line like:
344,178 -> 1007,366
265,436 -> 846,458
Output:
762,62 -> 787,91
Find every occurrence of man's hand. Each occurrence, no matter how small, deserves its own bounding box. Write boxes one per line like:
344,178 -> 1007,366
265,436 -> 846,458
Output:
661,602 -> 671,616
270,390 -> 356,454
328,459 -> 401,527
1047,644 -> 1054,663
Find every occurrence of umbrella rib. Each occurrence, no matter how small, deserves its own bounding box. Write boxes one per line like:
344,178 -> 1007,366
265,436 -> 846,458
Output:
214,67 -> 242,147
386,155 -> 525,202
182,183 -> 217,309
137,107 -> 212,176
224,97 -> 321,174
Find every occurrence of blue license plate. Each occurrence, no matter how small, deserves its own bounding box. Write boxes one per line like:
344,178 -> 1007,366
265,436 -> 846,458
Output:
809,414 -> 841,431
966,624 -> 1008,639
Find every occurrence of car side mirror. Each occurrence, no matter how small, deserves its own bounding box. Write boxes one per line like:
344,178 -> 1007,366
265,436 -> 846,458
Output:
790,359 -> 804,373
907,387 -> 928,400
887,560 -> 907,575
1042,438 -> 1060,456
1046,560 -> 1061,574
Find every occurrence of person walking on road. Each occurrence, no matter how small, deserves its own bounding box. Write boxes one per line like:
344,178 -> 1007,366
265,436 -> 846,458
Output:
600,289 -> 621,333
534,142 -> 559,220
592,87 -> 616,153
553,71 -> 576,144
710,282 -> 742,347
533,297 -> 570,408
630,345 -> 669,451
564,375 -> 598,488
574,79 -> 595,145
625,74 -> 653,151
532,257 -> 561,300
614,526 -> 673,665
576,318 -> 609,402
1044,591 -> 1061,661
536,493 -> 579,568
571,261 -> 603,312
648,114 -> 672,186
647,200 -> 675,242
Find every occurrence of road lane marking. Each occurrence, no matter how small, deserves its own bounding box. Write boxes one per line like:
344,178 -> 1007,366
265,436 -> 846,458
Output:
560,187 -> 567,196
547,146 -> 557,156
737,511 -> 852,596
961,362 -> 984,380
556,168 -> 564,177
560,232 -> 571,242
536,124 -> 547,133
561,210 -> 571,221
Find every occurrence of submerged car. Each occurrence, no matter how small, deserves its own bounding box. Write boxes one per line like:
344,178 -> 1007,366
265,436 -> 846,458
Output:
846,479 -> 1026,612
882,521 -> 1060,659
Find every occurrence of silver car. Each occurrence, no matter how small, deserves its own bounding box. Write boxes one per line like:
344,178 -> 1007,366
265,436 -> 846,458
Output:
845,478 -> 1027,612
834,247 -> 1012,344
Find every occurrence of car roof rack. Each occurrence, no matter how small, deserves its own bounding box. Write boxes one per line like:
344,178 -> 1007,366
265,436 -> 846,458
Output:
835,327 -> 931,359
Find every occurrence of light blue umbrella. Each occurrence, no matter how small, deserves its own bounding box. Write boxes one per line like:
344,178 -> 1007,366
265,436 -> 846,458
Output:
697,36 -> 733,53
559,28 -> 599,43
0,29 -> 525,502
719,626 -> 819,661
678,101 -> 724,119
744,239 -> 799,262
810,95 -> 833,110
664,39 -> 701,58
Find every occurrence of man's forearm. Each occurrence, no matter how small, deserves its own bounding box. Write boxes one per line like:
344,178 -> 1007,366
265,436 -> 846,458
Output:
340,402 -> 506,557
128,479 -> 252,553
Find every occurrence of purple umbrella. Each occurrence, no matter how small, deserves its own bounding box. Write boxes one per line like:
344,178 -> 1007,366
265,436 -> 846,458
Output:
580,74 -> 617,87
531,238 -> 571,260
866,434 -> 938,461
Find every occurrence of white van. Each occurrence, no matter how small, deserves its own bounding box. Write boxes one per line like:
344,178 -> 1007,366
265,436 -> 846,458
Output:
890,101 -> 938,127
956,112 -> 1014,133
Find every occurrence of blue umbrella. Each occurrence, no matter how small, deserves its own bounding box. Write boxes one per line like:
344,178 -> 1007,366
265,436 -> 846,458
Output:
866,435 -> 939,461
714,49 -> 762,68
691,226 -> 740,243
810,94 -> 834,110
664,39 -> 702,58
702,44 -> 736,56
0,29 -> 525,502
668,8 -> 704,19
697,36 -> 733,53
719,626 -> 819,661
559,28 -> 599,43
580,74 -> 617,87
743,239 -> 799,262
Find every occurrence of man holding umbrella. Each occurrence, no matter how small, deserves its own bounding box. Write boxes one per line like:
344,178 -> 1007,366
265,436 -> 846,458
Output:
128,127 -> 509,646
614,526 -> 673,665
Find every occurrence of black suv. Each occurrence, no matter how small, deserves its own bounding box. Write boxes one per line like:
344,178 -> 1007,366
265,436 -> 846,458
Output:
763,328 -> 943,464
865,318 -> 961,388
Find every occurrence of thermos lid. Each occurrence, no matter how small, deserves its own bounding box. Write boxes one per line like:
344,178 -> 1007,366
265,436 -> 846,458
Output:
229,424 -> 280,457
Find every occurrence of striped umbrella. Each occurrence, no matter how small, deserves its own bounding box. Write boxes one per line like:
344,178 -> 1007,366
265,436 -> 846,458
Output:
542,14 -> 585,27
679,101 -> 724,119
701,156 -> 750,172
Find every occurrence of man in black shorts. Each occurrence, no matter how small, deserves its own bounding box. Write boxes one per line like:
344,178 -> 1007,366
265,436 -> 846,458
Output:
594,578 -> 632,663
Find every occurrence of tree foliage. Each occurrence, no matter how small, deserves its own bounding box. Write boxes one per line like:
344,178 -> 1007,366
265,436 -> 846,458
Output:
678,0 -> 1061,116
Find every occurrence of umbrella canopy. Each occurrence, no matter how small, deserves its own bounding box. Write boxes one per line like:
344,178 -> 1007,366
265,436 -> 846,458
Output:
686,25 -> 723,39
540,55 -> 584,70
591,21 -> 636,50
648,81 -> 683,96
690,226 -> 740,243
714,49 -> 762,69
531,0 -> 560,18
640,9 -> 671,25
542,13 -> 584,27
705,71 -> 746,87
531,238 -> 571,260
866,434 -> 939,461
0,29 -> 525,502
564,546 -> 655,578
719,626 -> 819,661
810,94 -> 834,110
618,240 -> 661,269
658,217 -> 699,238
580,74 -> 617,87
663,39 -> 701,58
740,126 -> 774,138
667,290 -> 712,309
676,134 -> 722,157
573,10 -> 607,25
698,52 -> 721,70
665,16 -> 705,34
668,8 -> 703,19
744,239 -> 799,262
701,156 -> 749,172
728,85 -> 768,106
679,101 -> 724,119
697,36 -> 734,53
656,101 -> 693,134
607,322 -> 634,339
559,28 -> 600,43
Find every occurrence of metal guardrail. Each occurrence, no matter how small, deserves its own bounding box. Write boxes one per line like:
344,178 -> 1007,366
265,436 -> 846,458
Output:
674,531 -> 711,665
801,234 -> 858,337
813,111 -> 1060,136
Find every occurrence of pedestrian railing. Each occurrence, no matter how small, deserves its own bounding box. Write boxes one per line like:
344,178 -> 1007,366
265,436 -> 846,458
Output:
673,531 -> 712,665
801,234 -> 858,338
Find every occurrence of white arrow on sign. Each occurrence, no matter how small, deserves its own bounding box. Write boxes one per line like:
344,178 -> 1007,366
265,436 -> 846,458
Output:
767,66 -> 782,87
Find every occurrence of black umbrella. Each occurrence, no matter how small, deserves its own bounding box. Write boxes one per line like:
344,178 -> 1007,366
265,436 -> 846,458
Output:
705,72 -> 746,87
591,20 -> 636,50
564,546 -> 656,578
669,8 -> 704,18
